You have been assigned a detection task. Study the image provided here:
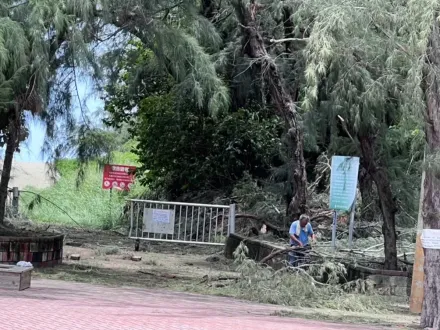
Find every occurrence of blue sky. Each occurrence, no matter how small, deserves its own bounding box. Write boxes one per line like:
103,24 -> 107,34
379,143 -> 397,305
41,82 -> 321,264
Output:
15,81 -> 103,163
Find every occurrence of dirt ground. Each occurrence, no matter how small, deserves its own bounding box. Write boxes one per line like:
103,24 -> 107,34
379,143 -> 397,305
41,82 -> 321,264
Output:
34,228 -> 421,329
36,227 -> 237,290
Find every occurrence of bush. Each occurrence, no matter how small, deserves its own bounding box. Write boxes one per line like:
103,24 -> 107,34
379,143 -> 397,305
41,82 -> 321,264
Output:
134,94 -> 284,197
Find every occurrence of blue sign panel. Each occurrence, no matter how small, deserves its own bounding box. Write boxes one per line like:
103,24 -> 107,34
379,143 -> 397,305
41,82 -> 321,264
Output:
329,156 -> 360,211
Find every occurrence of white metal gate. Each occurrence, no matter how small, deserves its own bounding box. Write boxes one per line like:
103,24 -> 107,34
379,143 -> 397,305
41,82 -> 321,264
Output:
128,199 -> 235,246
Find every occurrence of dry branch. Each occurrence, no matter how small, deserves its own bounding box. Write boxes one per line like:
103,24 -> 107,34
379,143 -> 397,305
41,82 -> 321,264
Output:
269,37 -> 309,44
260,246 -> 306,264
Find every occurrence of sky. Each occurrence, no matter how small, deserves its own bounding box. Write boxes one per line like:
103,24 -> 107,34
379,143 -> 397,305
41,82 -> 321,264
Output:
14,81 -> 103,163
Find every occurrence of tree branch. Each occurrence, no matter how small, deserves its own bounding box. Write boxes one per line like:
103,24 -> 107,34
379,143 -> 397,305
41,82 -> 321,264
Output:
260,246 -> 305,264
8,1 -> 28,10
269,37 -> 309,44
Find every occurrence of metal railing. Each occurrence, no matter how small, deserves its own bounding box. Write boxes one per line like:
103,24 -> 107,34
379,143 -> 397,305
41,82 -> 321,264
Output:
128,199 -> 235,246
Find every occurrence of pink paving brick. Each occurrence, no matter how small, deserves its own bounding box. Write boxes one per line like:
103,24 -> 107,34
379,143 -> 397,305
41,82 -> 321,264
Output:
0,279 -> 388,330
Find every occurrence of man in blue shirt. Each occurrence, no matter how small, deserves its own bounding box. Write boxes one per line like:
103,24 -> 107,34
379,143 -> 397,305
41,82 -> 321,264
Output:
288,214 -> 315,266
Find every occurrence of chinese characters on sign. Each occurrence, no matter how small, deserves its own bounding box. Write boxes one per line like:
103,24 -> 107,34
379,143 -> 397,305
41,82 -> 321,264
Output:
143,208 -> 175,235
329,156 -> 360,211
102,164 -> 136,191
152,209 -> 171,224
421,229 -> 440,249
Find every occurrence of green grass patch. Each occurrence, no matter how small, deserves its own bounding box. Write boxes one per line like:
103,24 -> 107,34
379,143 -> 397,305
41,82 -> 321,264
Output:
20,154 -> 146,229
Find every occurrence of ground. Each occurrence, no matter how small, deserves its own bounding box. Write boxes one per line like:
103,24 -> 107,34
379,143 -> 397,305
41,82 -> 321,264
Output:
26,228 -> 420,329
1,279 -> 399,330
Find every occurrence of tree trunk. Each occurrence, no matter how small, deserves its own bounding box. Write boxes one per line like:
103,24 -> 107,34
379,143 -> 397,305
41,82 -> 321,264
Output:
233,0 -> 307,218
201,0 -> 216,20
359,135 -> 398,270
420,171 -> 440,328
421,16 -> 440,328
358,167 -> 375,223
0,120 -> 18,224
282,6 -> 294,53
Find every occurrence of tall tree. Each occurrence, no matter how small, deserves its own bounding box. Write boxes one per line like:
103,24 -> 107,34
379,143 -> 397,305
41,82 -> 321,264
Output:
398,0 -> 440,325
299,0 -> 407,269
0,0 -> 102,224
231,0 -> 308,217
0,16 -> 32,223
420,9 -> 440,329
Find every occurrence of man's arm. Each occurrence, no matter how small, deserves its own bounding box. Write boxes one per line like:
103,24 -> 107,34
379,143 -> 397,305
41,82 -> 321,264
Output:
289,222 -> 303,247
290,234 -> 303,246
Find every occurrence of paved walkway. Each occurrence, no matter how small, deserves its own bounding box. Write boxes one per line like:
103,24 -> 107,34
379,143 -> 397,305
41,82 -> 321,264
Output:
0,279 -> 384,330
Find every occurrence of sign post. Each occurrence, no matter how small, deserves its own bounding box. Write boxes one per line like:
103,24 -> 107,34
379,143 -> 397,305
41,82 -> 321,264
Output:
331,210 -> 337,249
102,164 -> 137,191
329,156 -> 360,250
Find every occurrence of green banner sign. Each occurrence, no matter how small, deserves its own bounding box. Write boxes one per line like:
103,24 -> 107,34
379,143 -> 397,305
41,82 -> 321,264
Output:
329,156 -> 360,211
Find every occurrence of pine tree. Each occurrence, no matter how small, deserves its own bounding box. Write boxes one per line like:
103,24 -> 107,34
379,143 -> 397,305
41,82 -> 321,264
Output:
298,0 -> 424,270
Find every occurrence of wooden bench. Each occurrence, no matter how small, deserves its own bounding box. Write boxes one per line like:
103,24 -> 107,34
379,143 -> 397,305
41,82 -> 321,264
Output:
0,265 -> 33,291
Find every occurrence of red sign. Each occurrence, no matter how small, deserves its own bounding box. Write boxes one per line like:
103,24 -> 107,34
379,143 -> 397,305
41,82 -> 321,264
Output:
102,164 -> 137,191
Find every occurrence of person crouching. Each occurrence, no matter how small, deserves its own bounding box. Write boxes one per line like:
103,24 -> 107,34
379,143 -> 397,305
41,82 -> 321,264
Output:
288,214 -> 316,267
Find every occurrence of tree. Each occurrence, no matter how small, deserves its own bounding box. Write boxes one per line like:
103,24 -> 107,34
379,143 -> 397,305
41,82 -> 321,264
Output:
296,0 -> 427,270
103,41 -> 284,198
419,8 -> 440,329
0,16 -> 32,223
101,0 -> 311,215
0,1 -> 102,225
230,0 -> 308,217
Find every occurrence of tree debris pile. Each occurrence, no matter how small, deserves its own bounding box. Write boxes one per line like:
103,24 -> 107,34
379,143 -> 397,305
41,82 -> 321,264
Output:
211,242 -> 406,312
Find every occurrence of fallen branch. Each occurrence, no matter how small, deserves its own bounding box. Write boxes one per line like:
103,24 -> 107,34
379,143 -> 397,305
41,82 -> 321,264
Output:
260,246 -> 307,264
347,264 -> 409,277
270,37 -> 309,44
138,270 -> 179,279
200,274 -> 240,283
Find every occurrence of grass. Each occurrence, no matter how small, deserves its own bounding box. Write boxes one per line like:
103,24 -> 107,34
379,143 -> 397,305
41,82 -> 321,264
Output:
19,153 -> 146,229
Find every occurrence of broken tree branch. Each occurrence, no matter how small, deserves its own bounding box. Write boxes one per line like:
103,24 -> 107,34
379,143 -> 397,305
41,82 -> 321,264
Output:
270,37 -> 309,44
260,246 -> 305,264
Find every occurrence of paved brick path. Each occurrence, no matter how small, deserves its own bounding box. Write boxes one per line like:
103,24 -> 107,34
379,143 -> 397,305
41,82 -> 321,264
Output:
0,279 -> 384,330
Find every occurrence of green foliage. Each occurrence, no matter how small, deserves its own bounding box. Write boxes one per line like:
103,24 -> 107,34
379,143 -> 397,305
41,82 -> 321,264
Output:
98,0 -> 428,233
55,159 -> 80,176
232,173 -> 285,222
297,0 -> 424,224
231,243 -> 393,312
134,94 -> 283,197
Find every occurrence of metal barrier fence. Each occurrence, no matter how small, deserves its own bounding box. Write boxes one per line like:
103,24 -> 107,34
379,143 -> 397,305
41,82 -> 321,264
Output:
128,199 -> 235,246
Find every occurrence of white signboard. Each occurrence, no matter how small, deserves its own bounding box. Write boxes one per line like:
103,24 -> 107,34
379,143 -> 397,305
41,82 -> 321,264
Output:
421,229 -> 440,249
153,209 -> 171,224
329,156 -> 360,211
143,208 -> 175,235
